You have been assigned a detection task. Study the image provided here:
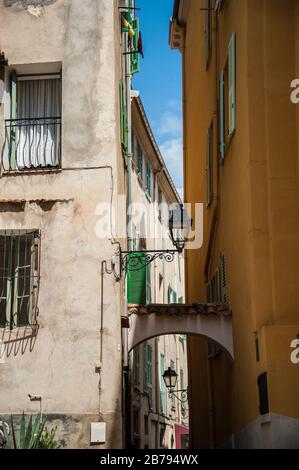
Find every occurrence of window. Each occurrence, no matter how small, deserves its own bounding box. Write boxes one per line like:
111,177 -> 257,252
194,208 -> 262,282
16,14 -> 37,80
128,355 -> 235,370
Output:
215,0 -> 224,11
0,231 -> 40,328
4,71 -> 62,172
158,188 -> 163,221
167,286 -> 177,304
206,121 -> 213,206
133,411 -> 140,435
144,342 -> 153,405
144,415 -> 149,435
137,141 -> 143,180
258,372 -> 269,415
160,425 -> 166,448
145,161 -> 152,198
204,0 -> 212,69
160,354 -> 167,415
133,346 -> 140,386
131,128 -> 135,167
228,33 -> 237,137
167,286 -> 172,304
131,18 -> 141,75
159,274 -> 163,290
219,33 -> 236,163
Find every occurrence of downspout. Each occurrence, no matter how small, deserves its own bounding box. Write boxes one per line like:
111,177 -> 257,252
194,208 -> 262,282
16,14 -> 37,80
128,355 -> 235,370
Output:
124,0 -> 133,449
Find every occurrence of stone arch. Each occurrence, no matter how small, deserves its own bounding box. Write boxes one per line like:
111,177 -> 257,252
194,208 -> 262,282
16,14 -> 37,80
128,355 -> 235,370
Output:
128,303 -> 234,360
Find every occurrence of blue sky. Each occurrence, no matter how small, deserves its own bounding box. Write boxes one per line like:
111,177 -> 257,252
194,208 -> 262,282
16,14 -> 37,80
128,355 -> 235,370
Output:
133,0 -> 183,194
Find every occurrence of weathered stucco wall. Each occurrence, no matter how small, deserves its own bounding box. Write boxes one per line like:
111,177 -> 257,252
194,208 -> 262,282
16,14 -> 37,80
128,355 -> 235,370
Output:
0,0 -> 125,449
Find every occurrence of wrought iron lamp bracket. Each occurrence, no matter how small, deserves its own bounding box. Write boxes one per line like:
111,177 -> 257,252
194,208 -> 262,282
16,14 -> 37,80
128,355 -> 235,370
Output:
119,249 -> 180,274
168,388 -> 189,404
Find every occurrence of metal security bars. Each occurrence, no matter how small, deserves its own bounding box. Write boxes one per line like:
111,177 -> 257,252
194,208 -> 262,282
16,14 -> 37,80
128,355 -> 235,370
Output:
0,230 -> 40,329
2,117 -> 61,172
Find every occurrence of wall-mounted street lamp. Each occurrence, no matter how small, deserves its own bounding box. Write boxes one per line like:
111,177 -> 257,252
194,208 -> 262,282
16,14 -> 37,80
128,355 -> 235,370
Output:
162,367 -> 188,404
119,204 -> 192,274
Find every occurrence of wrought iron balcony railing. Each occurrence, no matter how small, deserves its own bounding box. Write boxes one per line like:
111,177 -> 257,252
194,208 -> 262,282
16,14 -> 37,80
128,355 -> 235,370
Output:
2,117 -> 61,172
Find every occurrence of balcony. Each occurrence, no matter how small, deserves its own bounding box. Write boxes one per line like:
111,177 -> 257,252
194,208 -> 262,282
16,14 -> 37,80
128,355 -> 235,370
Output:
2,117 -> 61,172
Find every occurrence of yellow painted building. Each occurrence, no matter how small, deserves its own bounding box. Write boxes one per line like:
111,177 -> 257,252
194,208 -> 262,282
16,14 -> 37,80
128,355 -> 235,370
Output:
170,0 -> 299,448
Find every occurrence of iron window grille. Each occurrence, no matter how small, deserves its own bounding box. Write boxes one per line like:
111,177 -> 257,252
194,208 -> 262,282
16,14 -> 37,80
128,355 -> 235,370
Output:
0,230 -> 40,329
3,117 -> 62,172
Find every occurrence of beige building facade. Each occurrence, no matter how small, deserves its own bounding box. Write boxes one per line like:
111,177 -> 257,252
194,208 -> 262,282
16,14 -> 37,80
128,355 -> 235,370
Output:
0,0 -> 127,448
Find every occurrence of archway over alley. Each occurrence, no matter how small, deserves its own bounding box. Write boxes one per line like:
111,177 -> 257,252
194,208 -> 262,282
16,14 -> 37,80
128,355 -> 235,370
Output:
127,304 -> 234,360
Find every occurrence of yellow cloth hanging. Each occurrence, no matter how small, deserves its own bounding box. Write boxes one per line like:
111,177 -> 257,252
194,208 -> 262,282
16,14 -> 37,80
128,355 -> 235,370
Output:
122,15 -> 135,39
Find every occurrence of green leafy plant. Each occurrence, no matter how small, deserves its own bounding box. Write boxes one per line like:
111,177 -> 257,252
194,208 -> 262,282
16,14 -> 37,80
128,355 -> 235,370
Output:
1,414 -> 61,449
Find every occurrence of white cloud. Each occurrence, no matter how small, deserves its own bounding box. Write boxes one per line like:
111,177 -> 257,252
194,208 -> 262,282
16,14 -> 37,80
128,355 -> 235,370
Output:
157,111 -> 182,137
160,138 -> 183,190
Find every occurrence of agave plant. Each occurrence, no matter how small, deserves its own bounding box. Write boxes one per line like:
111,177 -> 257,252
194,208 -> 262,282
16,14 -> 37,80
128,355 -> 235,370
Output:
1,414 -> 61,449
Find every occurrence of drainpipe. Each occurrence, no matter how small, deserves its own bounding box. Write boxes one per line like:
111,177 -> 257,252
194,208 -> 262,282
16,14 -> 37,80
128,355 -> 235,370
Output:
124,0 -> 133,449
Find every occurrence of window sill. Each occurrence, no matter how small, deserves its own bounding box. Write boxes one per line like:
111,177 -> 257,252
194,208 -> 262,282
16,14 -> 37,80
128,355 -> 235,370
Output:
2,167 -> 62,176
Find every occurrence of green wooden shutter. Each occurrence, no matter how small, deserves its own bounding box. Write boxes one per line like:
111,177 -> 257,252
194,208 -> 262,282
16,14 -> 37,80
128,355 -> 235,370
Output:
10,71 -> 17,170
206,125 -> 212,205
119,79 -> 128,163
131,18 -> 141,75
204,0 -> 211,69
219,70 -> 225,163
220,252 -> 229,304
121,12 -> 132,33
160,354 -> 167,415
146,161 -> 151,197
137,142 -> 143,179
146,263 -> 151,304
126,253 -> 146,304
228,32 -> 236,137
